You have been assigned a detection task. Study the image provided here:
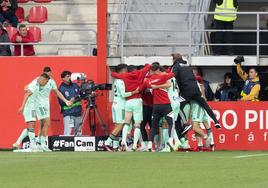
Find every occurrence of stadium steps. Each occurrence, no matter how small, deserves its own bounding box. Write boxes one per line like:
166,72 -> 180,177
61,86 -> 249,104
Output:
17,0 -> 120,56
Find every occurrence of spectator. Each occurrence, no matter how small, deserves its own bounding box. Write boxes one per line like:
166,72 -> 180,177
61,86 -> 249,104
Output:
0,0 -> 18,28
213,0 -> 238,55
215,72 -> 238,101
0,23 -> 11,56
58,71 -> 82,136
192,67 -> 215,101
11,24 -> 35,56
236,63 -> 260,101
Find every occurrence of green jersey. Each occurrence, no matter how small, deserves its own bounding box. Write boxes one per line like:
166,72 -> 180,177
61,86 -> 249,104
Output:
167,77 -> 179,103
113,79 -> 131,105
25,79 -> 40,109
30,78 -> 57,108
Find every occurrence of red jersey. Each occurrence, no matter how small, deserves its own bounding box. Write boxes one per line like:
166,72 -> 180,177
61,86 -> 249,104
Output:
111,64 -> 150,100
11,31 -> 35,56
142,89 -> 153,106
142,72 -> 175,105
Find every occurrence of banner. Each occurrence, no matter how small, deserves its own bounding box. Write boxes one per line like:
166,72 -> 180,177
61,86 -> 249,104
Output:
187,102 -> 268,150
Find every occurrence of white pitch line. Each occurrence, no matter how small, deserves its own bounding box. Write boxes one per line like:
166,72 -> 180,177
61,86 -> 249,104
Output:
233,154 -> 268,159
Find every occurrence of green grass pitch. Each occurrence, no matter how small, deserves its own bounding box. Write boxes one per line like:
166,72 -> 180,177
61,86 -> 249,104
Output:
0,151 -> 268,188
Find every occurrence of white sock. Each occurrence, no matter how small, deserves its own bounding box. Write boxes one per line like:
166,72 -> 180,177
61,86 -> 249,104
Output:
122,124 -> 130,145
16,128 -> 28,145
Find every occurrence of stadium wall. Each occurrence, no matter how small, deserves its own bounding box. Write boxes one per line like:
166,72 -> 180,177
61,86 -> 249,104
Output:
0,57 -> 112,149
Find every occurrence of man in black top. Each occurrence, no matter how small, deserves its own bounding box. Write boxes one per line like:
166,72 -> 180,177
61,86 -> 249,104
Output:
171,54 -> 221,132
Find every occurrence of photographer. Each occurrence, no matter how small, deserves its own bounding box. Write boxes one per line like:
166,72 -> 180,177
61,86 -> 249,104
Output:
58,71 -> 82,136
215,72 -> 238,101
235,58 -> 260,101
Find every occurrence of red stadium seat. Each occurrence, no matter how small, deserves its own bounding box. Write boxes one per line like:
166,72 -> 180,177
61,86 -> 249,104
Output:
33,0 -> 52,2
5,26 -> 18,40
28,6 -> 48,23
28,26 -> 42,42
17,0 -> 29,3
15,7 -> 25,23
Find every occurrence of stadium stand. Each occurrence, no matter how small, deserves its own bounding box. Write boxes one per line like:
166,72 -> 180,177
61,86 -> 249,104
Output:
28,26 -> 42,42
28,6 -> 48,23
5,26 -> 18,40
15,7 -> 25,23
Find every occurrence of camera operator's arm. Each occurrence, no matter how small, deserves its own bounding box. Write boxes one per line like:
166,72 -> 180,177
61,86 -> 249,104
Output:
18,90 -> 32,114
240,84 -> 260,101
53,89 -> 72,106
236,63 -> 248,81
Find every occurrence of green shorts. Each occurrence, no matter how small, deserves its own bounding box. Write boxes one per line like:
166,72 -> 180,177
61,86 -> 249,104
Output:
35,106 -> 50,121
191,102 -> 208,123
125,98 -> 143,122
112,102 -> 125,124
23,105 -> 37,122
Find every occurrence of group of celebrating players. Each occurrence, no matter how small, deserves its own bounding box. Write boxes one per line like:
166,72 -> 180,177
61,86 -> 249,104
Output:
104,53 -> 221,152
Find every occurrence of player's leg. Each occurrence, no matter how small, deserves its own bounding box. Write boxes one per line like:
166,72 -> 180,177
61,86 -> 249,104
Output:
191,103 -> 209,147
132,99 -> 143,151
121,100 -> 133,150
148,106 -> 161,151
203,120 -> 215,151
36,105 -> 51,151
105,103 -> 124,151
163,104 -> 175,151
171,103 -> 182,149
191,95 -> 221,128
13,106 -> 37,149
140,105 -> 152,150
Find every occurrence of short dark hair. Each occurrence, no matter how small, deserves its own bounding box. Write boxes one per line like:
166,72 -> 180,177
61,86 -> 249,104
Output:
18,24 -> 27,30
128,65 -> 137,72
115,64 -> 128,73
61,71 -> 72,78
43,66 -> 51,73
151,63 -> 160,72
40,73 -> 50,80
159,66 -> 166,72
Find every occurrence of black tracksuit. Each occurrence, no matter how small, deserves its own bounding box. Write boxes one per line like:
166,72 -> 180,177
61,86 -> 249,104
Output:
172,59 -> 219,127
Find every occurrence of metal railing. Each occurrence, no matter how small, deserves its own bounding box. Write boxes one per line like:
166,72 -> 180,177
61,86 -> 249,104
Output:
0,42 -> 96,56
108,11 -> 268,64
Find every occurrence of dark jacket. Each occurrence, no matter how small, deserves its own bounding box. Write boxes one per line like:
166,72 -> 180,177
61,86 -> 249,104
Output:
203,80 -> 215,101
0,0 -> 18,11
215,84 -> 238,101
213,0 -> 238,8
0,29 -> 11,56
171,59 -> 201,98
58,82 -> 82,117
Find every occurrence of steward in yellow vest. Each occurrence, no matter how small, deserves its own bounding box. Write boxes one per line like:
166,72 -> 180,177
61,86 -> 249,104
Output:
213,0 -> 238,55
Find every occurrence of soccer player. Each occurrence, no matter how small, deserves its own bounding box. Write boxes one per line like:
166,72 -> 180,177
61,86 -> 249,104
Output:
13,73 -> 50,151
23,67 -> 72,151
171,54 -> 221,130
141,63 -> 175,152
191,72 -> 215,151
111,64 -> 151,151
104,64 -> 139,151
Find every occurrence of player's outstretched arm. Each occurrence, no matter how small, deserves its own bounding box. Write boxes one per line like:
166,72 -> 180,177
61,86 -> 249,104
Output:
53,89 -> 73,106
151,82 -> 171,89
